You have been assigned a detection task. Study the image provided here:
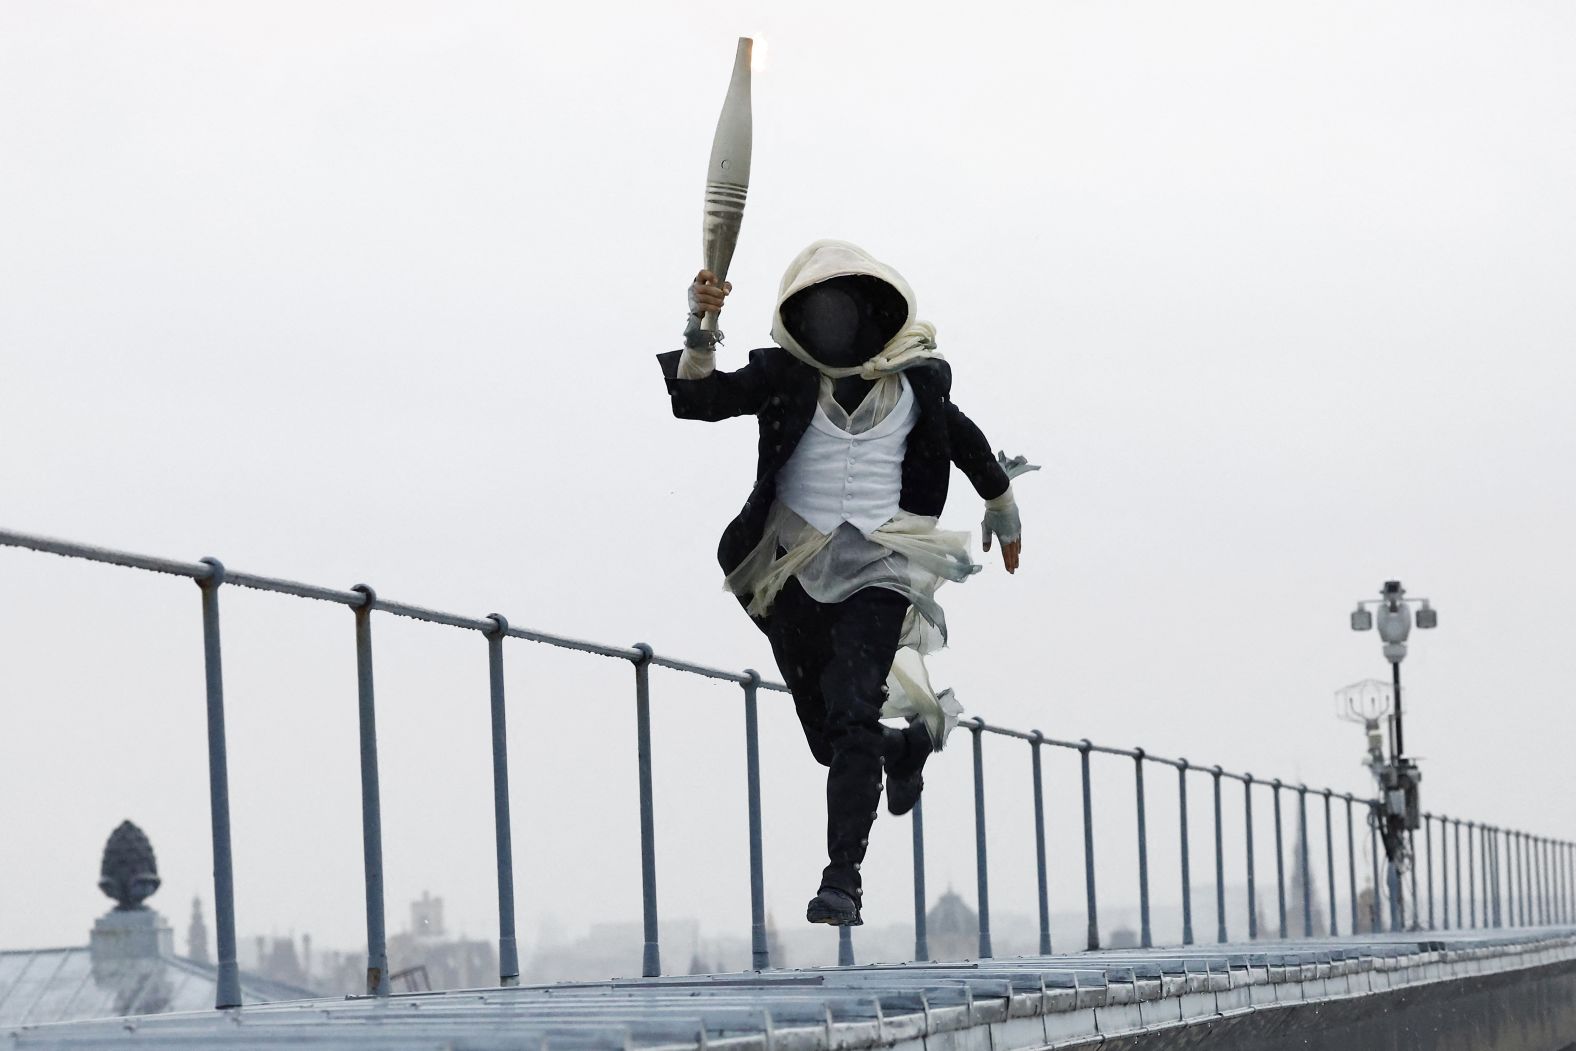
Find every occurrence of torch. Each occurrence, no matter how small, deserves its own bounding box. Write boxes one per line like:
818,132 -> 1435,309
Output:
698,37 -> 754,339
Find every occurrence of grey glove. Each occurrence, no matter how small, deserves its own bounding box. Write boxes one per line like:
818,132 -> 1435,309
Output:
981,501 -> 1021,551
683,283 -> 723,351
981,450 -> 1037,551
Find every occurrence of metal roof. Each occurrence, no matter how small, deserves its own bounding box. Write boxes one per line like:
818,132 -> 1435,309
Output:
6,927 -> 1574,1050
0,948 -> 314,1030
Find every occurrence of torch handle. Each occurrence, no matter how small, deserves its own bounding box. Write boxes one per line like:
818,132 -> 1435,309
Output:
700,37 -> 753,335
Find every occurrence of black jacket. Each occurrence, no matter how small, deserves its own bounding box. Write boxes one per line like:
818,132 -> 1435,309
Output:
657,347 -> 1010,577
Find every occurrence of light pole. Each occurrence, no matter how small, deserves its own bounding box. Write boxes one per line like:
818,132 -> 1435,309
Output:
1349,581 -> 1438,931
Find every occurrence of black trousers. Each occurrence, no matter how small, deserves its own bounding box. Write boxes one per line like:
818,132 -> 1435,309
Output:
764,578 -> 912,902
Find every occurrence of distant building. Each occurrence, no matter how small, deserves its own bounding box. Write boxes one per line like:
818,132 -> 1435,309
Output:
0,821 -> 315,1028
1107,927 -> 1139,949
925,889 -> 978,962
186,897 -> 209,965
764,913 -> 786,971
243,893 -> 500,995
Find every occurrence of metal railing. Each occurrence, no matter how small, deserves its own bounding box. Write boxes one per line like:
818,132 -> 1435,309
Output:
3,526 -> 1573,1010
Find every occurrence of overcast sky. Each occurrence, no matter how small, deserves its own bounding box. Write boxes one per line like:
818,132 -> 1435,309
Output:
3,1 -> 1573,966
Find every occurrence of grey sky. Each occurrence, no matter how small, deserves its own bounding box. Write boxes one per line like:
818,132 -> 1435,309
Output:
3,1 -> 1573,961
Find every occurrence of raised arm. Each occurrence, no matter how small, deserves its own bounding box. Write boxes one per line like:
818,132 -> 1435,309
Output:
654,269 -> 769,421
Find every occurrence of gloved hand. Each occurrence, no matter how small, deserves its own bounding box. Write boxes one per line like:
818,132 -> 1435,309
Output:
981,500 -> 1022,550
684,269 -> 731,350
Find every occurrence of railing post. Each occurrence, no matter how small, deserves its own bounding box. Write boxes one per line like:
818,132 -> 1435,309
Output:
1510,832 -> 1519,925
838,925 -> 855,966
1467,821 -> 1477,928
1558,839 -> 1565,924
1133,749 -> 1152,949
1244,776 -> 1258,940
1271,779 -> 1287,939
1298,786 -> 1313,937
1545,837 -> 1554,925
1520,832 -> 1530,926
1555,839 -> 1561,924
631,643 -> 661,978
1544,837 -> 1553,925
1370,806 -> 1382,934
1553,839 -> 1560,924
1454,819 -> 1463,930
1502,830 -> 1510,927
1345,796 -> 1358,935
1544,837 -> 1552,924
1560,840 -> 1566,924
1529,832 -> 1537,925
1528,835 -> 1537,925
1557,844 -> 1569,926
1424,815 -> 1434,930
1550,838 -> 1563,920
351,584 -> 388,997
911,797 -> 929,961
1551,838 -> 1558,924
1442,816 -> 1452,929
741,670 -> 769,970
1500,831 -> 1512,926
971,721 -> 993,959
483,615 -> 520,987
1534,836 -> 1543,925
1538,837 -> 1548,925
1523,832 -> 1533,926
1212,767 -> 1227,944
1539,836 -> 1547,924
1557,838 -> 1569,920
1080,741 -> 1099,950
1408,829 -> 1419,931
1503,829 -> 1511,926
1030,733 -> 1052,955
1315,790 -> 1334,938
1484,827 -> 1494,928
1178,759 -> 1193,946
1487,831 -> 1500,926
195,558 -> 241,1010
1490,828 -> 1501,928
1524,832 -> 1532,926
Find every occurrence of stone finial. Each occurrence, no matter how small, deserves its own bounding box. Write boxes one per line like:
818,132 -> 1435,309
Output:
98,820 -> 161,910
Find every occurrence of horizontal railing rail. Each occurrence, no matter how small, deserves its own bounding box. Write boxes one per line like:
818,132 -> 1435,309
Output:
3,526 -> 1572,1009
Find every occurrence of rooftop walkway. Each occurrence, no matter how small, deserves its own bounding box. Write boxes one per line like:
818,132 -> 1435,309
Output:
9,927 -> 1576,1051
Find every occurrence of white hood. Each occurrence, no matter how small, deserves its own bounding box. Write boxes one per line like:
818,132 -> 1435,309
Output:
768,239 -> 941,380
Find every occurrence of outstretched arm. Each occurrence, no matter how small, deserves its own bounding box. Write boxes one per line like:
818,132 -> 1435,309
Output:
944,401 -> 1011,503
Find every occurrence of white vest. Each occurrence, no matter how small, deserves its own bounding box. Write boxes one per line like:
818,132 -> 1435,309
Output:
776,376 -> 917,535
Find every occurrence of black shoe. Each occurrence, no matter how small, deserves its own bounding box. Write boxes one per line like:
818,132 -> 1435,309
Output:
806,886 -> 862,926
885,719 -> 933,816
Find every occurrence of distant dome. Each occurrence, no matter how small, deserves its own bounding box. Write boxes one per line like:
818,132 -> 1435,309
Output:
926,889 -> 977,938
